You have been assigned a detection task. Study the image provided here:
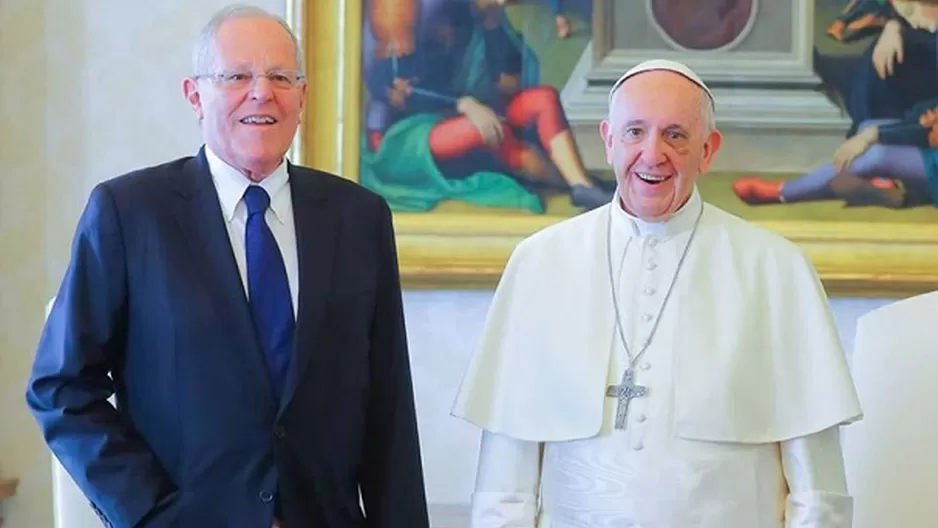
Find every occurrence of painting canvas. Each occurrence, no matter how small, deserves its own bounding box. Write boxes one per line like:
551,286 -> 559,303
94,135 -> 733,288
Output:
295,0 -> 938,295
359,0 -> 610,217
723,0 -> 938,220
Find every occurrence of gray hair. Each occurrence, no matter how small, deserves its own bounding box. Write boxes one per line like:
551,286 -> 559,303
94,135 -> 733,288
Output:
192,4 -> 305,76
699,89 -> 716,132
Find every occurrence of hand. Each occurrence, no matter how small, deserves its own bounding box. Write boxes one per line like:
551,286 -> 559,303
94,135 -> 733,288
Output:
386,77 -> 414,109
872,20 -> 903,79
833,126 -> 878,175
919,108 -> 938,128
457,96 -> 504,146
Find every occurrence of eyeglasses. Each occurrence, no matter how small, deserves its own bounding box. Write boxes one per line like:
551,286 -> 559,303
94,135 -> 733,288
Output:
195,70 -> 306,90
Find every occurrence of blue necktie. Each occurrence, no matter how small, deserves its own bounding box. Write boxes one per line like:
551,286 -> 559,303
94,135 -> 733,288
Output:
243,185 -> 294,400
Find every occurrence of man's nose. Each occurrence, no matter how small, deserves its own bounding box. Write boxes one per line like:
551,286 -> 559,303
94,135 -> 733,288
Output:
249,75 -> 275,100
640,136 -> 666,165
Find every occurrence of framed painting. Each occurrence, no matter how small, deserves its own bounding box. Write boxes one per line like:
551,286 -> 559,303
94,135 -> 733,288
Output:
288,0 -> 938,297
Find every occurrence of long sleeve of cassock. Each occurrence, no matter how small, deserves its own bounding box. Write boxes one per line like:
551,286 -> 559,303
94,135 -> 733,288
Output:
782,426 -> 853,527
470,431 -> 542,528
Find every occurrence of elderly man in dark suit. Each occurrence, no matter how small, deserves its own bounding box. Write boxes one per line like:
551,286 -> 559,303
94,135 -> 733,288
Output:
25,4 -> 430,527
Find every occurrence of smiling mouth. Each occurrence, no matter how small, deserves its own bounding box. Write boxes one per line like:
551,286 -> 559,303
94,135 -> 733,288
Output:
636,172 -> 673,185
240,115 -> 278,125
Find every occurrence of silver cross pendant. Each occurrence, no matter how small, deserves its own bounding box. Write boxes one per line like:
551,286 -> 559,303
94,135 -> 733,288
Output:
605,368 -> 648,430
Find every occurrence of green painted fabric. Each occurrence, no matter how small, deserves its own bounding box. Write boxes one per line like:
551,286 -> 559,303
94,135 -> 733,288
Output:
359,113 -> 544,213
359,14 -> 544,213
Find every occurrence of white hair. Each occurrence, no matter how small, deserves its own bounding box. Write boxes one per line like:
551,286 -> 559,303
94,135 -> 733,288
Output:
192,4 -> 305,76
699,89 -> 716,132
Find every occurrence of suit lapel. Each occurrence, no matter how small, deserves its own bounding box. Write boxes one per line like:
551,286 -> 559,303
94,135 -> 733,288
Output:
278,164 -> 338,417
171,149 -> 275,408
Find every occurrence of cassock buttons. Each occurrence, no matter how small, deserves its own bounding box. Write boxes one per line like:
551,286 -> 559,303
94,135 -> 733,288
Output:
646,261 -> 657,270
259,490 -> 274,503
274,426 -> 286,439
641,313 -> 652,322
636,414 -> 647,423
640,362 -> 650,371
648,238 -> 658,247
643,287 -> 655,296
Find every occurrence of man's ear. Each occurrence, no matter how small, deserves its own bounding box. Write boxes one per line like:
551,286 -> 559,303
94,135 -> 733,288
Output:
182,77 -> 204,121
698,128 -> 723,174
298,81 -> 308,123
599,119 -> 614,165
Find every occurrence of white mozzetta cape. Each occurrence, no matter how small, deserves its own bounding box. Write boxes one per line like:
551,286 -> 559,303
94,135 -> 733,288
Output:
452,193 -> 862,444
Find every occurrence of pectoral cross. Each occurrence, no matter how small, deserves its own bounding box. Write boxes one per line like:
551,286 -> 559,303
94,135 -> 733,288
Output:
605,368 -> 648,430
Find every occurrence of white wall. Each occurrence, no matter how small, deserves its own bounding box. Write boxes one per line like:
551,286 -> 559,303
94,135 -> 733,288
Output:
0,1 -> 898,527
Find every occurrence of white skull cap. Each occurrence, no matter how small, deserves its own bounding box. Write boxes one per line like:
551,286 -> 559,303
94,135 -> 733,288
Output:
608,59 -> 715,110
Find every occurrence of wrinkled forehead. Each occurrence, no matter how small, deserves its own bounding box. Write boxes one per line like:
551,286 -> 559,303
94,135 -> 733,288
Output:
608,72 -> 707,129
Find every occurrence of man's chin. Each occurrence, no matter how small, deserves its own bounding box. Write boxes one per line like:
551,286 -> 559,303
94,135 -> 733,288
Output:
232,153 -> 285,181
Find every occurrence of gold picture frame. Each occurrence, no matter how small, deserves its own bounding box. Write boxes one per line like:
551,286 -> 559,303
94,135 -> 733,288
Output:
287,0 -> 938,298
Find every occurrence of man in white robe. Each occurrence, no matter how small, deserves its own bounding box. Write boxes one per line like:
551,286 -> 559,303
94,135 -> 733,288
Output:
450,59 -> 863,527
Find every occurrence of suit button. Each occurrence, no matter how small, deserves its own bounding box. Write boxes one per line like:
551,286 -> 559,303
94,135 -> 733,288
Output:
259,490 -> 274,503
274,426 -> 286,439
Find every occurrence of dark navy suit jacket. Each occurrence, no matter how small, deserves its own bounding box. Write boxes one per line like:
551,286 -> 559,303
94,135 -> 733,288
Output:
25,148 -> 430,528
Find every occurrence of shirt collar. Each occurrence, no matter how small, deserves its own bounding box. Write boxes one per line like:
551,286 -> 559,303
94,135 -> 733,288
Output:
205,145 -> 290,224
612,185 -> 703,240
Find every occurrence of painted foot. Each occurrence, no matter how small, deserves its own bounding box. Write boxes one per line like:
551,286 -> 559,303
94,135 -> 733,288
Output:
556,15 -> 570,38
841,186 -> 906,209
830,174 -> 906,208
571,184 -> 613,210
588,173 -> 617,192
732,176 -> 784,205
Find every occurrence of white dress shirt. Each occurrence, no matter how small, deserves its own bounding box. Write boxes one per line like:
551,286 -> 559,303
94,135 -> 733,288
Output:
204,146 -> 299,316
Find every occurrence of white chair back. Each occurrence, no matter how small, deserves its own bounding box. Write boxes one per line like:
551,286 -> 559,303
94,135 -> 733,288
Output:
842,290 -> 938,527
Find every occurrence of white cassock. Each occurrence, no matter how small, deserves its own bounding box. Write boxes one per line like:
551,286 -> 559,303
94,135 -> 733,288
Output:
451,187 -> 863,527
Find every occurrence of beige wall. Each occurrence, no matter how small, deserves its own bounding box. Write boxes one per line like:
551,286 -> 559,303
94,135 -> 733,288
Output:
0,2 -> 283,526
